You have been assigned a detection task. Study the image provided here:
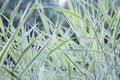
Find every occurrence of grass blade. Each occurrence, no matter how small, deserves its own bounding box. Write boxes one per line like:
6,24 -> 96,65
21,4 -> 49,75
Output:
63,53 -> 86,76
66,49 -> 103,53
48,40 -> 69,56
54,7 -> 82,19
112,18 -> 120,47
0,0 -> 9,15
17,40 -> 50,79
92,60 -> 96,79
8,0 -> 22,26
110,8 -> 120,29
67,60 -> 71,80
14,36 -> 40,68
0,33 -> 14,64
1,66 -> 18,79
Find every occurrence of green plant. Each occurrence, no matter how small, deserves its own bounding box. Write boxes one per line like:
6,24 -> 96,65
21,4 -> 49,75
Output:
0,0 -> 120,80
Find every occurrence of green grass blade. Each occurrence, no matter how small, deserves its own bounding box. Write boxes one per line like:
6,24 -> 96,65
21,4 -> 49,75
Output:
0,33 -> 14,64
17,40 -> 50,79
0,0 -> 9,15
63,53 -> 86,76
68,0 -> 74,12
37,2 -> 49,33
18,2 -> 36,27
8,0 -> 22,26
18,2 -> 31,25
110,8 -> 120,29
66,49 -> 103,53
65,15 -> 76,31
48,40 -> 68,56
54,7 -> 82,19
67,60 -> 71,79
112,18 -> 120,47
103,0 -> 108,11
1,66 -> 18,79
0,17 -> 4,32
14,36 -> 40,68
92,60 -> 96,78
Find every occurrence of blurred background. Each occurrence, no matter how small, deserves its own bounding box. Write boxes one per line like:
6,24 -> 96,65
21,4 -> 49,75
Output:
0,0 -> 68,27
0,0 -> 120,28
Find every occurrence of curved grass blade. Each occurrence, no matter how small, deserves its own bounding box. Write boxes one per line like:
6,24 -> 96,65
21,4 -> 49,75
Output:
54,7 -> 82,19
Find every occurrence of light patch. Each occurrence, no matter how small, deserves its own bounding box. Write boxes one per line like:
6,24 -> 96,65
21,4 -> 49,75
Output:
57,0 -> 66,7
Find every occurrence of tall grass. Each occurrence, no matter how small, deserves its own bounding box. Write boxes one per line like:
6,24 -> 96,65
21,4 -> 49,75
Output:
0,0 -> 120,80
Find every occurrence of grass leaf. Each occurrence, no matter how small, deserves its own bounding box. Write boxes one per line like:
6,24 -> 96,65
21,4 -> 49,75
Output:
0,0 -> 9,15
8,0 -> 22,26
14,36 -> 40,68
1,66 -> 18,79
17,40 -> 50,79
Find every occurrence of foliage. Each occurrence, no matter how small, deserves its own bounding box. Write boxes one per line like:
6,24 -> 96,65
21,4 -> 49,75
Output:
0,0 -> 120,80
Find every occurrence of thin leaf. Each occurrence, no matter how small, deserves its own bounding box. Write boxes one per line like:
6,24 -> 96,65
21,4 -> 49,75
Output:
17,40 -> 50,79
68,0 -> 74,12
0,17 -> 4,32
92,60 -> 96,78
8,0 -> 22,26
65,15 -> 76,31
110,8 -> 120,29
104,0 -> 108,11
0,33 -> 14,63
14,36 -> 40,68
1,66 -> 18,79
0,0 -> 9,15
54,7 -> 82,19
66,49 -> 103,53
112,18 -> 120,46
67,60 -> 71,78
48,40 -> 69,56
63,53 -> 86,76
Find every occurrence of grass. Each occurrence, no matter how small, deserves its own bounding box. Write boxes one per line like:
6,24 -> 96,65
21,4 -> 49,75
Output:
0,0 -> 120,80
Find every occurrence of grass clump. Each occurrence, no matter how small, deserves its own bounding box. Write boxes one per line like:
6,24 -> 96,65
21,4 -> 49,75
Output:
0,0 -> 120,80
